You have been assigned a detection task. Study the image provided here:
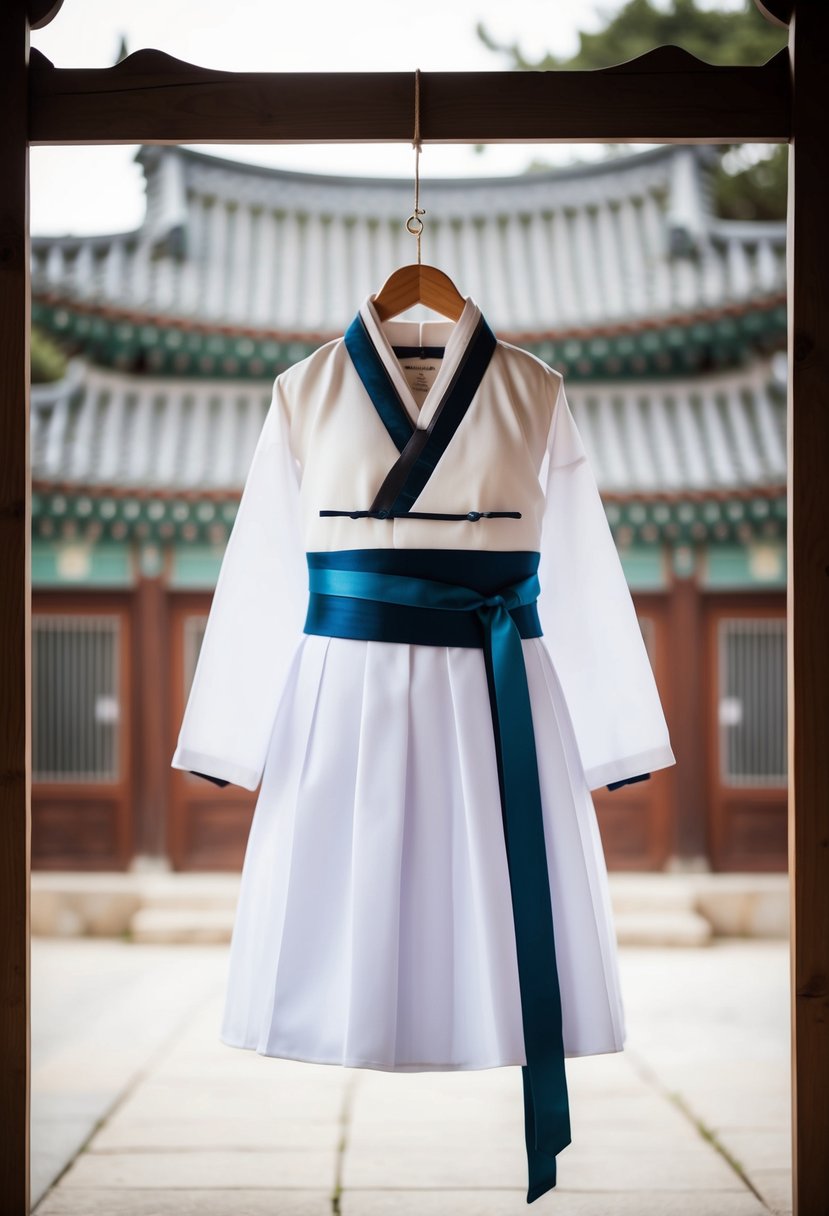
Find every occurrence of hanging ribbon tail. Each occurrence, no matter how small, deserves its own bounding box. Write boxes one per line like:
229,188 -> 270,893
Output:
523,1062 -> 572,1203
478,597 -> 573,1204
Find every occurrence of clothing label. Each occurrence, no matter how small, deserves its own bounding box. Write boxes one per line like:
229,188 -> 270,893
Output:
401,359 -> 441,399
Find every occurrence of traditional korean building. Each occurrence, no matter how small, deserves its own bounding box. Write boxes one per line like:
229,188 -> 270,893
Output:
29,142 -> 787,875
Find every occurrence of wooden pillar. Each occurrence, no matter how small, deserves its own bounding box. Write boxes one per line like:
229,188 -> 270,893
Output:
787,4 -> 829,1211
131,545 -> 171,867
0,3 -> 30,1213
666,545 -> 709,869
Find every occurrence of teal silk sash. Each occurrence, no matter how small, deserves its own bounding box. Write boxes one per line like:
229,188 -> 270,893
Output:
304,549 -> 572,1203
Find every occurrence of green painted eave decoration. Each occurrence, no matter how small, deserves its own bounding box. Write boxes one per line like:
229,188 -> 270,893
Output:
31,491 -> 239,546
32,298 -> 787,382
31,489 -> 787,547
606,494 -> 787,546
32,300 -> 318,379
526,306 -> 785,379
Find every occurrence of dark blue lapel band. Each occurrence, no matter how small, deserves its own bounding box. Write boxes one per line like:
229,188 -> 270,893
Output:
344,313 -> 415,453
303,548 -> 572,1204
343,309 -> 498,515
371,316 -> 497,515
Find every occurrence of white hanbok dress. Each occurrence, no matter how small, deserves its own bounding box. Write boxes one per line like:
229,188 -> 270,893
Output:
172,292 -> 675,1084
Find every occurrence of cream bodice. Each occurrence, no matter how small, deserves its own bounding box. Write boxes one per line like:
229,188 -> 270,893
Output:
276,295 -> 561,553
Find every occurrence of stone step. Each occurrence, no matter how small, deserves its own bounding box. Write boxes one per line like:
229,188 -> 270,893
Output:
130,906 -> 236,944
614,909 -> 713,947
135,888 -> 240,912
608,875 -> 698,914
129,903 -> 714,949
32,871 -> 788,943
608,873 -> 788,938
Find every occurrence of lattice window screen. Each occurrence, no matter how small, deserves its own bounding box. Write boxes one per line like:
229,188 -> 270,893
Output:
33,614 -> 121,782
717,617 -> 787,786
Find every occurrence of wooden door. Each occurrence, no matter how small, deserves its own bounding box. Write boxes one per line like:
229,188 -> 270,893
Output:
31,594 -> 133,869
704,595 -> 788,871
168,593 -> 257,870
592,595 -> 675,870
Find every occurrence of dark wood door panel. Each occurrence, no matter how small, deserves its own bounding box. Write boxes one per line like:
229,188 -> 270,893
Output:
593,773 -> 673,870
714,793 -> 788,872
594,594 -> 674,872
168,593 -> 257,870
31,594 -> 133,870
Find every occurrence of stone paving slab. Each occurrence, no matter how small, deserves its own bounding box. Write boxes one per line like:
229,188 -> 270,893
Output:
339,1190 -> 771,1215
566,1090 -> 696,1127
342,1141 -> 745,1192
547,1148 -> 747,1192
92,1114 -> 343,1152
750,1167 -> 794,1215
651,1067 -> 790,1131
342,1110 -> 703,1160
110,1074 -> 347,1123
58,1149 -> 338,1190
341,1143 -> 527,1190
561,1103 -> 701,1136
31,939 -> 230,1208
617,939 -> 792,1215
722,1127 -> 792,1172
34,1189 -> 332,1216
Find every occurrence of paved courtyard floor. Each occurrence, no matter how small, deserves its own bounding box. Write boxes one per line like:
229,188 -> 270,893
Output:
31,936 -> 791,1215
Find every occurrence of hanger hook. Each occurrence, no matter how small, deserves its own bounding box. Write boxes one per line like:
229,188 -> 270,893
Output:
406,68 -> 426,265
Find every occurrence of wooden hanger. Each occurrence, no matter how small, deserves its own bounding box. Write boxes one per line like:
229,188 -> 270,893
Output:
372,262 -> 466,322
372,69 -> 467,325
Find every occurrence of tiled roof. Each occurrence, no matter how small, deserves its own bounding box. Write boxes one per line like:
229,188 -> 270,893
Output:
31,144 -> 786,336
31,354 -> 787,500
573,359 -> 786,495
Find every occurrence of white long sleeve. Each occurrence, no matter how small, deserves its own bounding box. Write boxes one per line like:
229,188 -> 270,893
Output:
171,375 -> 308,790
535,373 -> 676,791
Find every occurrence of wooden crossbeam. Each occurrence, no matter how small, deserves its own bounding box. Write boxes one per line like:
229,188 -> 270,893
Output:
28,46 -> 791,145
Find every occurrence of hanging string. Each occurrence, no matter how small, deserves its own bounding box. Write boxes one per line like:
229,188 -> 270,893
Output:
405,68 -> 426,264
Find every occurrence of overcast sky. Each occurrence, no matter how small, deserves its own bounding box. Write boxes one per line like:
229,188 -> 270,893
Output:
29,0 -> 747,236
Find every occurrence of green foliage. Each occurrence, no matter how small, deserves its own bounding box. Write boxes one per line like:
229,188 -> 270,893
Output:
477,0 -> 785,72
477,0 -> 788,220
713,144 -> 787,221
31,323 -> 68,385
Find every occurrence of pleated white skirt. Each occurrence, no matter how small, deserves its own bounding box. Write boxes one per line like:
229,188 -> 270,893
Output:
219,633 -> 627,1070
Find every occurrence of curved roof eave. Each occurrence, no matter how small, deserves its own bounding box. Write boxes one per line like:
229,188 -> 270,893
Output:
134,141 -> 701,192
